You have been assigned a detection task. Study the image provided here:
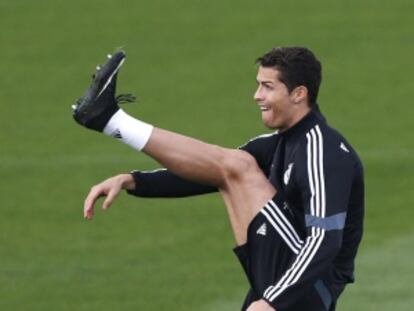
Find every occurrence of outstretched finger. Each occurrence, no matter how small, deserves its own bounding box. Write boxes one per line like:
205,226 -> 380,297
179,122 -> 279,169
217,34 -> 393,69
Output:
84,187 -> 104,219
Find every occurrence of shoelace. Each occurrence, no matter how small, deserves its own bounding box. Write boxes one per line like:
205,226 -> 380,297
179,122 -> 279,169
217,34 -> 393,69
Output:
116,93 -> 136,104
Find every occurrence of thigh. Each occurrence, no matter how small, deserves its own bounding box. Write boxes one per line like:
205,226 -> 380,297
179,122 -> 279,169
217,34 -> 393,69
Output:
219,163 -> 276,245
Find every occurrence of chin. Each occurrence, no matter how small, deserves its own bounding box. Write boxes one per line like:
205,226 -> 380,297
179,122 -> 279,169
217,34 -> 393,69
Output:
262,121 -> 277,129
261,117 -> 276,129
261,113 -> 280,128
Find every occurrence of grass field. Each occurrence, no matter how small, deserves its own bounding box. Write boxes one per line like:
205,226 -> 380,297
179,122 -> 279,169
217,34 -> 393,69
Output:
1,0 -> 413,310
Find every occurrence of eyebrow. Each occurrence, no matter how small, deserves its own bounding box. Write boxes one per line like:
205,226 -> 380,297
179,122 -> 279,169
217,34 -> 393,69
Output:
256,79 -> 274,85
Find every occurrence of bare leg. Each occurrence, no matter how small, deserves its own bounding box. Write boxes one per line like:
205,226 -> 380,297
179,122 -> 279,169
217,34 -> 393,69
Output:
144,128 -> 276,245
219,172 -> 276,245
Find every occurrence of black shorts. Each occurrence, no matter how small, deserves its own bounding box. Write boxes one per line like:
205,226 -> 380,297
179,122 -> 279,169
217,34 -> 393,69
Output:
233,198 -> 340,311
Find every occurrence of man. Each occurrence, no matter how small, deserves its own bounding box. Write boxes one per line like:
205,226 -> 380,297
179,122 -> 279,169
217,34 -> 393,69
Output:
73,47 -> 364,311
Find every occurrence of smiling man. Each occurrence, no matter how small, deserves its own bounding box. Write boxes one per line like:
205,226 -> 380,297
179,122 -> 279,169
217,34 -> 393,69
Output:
73,47 -> 364,311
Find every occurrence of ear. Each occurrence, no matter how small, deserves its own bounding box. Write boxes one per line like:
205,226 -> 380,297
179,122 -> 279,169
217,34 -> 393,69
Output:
291,86 -> 308,104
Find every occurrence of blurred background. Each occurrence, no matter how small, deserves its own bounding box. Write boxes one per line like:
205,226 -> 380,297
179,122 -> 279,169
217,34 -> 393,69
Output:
1,0 -> 413,310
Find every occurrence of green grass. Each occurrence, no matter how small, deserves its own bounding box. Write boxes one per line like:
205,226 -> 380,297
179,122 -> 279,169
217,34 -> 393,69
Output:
1,0 -> 413,310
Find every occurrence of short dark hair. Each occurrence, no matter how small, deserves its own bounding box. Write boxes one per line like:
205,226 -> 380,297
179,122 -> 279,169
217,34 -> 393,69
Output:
256,47 -> 322,105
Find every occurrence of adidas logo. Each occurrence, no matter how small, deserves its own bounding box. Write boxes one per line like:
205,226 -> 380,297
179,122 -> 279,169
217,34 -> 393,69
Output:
340,142 -> 349,153
111,129 -> 122,139
256,223 -> 267,236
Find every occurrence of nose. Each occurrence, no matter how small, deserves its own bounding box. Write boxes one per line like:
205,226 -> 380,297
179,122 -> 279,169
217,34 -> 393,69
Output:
254,86 -> 263,102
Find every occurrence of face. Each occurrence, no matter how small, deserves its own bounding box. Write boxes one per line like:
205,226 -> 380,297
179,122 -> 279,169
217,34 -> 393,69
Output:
254,66 -> 310,131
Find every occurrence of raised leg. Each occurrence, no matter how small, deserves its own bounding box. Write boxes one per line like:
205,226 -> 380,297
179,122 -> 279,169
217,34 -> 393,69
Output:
144,127 -> 276,245
73,52 -> 277,241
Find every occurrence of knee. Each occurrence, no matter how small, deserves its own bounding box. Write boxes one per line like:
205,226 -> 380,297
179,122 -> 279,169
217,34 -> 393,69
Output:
220,150 -> 262,182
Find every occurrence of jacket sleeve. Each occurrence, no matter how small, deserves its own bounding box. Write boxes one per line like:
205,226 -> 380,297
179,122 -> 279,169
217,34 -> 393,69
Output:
262,125 -> 356,310
126,169 -> 217,198
126,134 -> 276,198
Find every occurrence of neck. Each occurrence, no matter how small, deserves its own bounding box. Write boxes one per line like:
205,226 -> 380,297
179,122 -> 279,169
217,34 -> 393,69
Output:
279,105 -> 312,133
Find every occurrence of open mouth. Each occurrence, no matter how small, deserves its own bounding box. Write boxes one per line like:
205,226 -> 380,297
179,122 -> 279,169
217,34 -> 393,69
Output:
259,106 -> 270,112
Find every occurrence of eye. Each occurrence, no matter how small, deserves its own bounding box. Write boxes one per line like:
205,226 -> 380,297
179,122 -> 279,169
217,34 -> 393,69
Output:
264,83 -> 274,90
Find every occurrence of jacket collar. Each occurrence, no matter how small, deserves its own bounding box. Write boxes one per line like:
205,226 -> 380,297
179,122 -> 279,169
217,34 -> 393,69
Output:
279,106 -> 325,140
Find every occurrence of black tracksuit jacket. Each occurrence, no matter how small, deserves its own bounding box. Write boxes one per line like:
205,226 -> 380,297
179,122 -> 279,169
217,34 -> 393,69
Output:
127,110 -> 364,310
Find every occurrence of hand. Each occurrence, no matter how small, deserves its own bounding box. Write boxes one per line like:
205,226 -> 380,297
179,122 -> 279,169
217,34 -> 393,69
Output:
246,299 -> 276,311
83,174 -> 135,220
